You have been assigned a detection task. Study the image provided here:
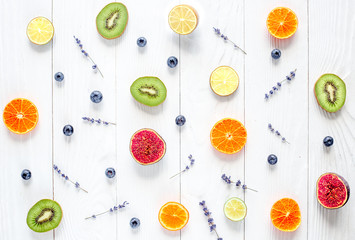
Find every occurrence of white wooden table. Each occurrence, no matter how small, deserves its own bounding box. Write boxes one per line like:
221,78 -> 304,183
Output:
1,0 -> 354,239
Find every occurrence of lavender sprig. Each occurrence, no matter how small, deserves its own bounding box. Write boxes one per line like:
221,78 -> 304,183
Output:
73,36 -> 104,78
82,117 -> 116,126
199,201 -> 223,240
85,201 -> 129,220
170,154 -> 195,179
268,123 -> 290,144
221,174 -> 257,192
265,69 -> 297,100
53,164 -> 88,193
213,27 -> 246,55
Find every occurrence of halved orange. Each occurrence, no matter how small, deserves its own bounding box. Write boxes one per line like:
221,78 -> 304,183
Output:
168,5 -> 198,35
270,198 -> 301,232
267,7 -> 298,39
3,98 -> 39,134
158,202 -> 189,231
210,118 -> 247,154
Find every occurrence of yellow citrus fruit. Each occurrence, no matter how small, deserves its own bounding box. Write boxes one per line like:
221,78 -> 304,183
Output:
224,197 -> 247,221
168,5 -> 198,35
27,17 -> 54,45
210,66 -> 239,96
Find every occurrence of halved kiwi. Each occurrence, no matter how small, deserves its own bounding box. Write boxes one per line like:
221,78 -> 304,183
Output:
130,77 -> 167,106
96,2 -> 128,39
314,74 -> 346,113
26,199 -> 62,233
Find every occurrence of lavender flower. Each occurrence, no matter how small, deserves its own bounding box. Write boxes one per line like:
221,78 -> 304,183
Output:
53,164 -> 88,193
199,201 -> 223,240
85,201 -> 129,220
73,36 -> 103,78
265,69 -> 297,100
82,117 -> 116,126
221,174 -> 257,192
268,123 -> 290,144
213,27 -> 246,55
170,154 -> 195,179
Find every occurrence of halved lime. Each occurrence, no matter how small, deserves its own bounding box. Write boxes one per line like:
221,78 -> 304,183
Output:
224,197 -> 247,221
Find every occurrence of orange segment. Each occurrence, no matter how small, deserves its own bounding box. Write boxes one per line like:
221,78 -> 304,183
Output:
210,118 -> 247,154
267,7 -> 298,39
270,198 -> 301,232
158,202 -> 189,231
3,98 -> 39,134
168,5 -> 198,35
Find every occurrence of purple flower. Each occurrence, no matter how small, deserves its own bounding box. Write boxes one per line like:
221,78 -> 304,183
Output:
221,173 -> 257,192
200,201 -> 222,239
213,27 -> 246,54
86,201 -> 129,220
53,164 -> 88,193
265,69 -> 297,100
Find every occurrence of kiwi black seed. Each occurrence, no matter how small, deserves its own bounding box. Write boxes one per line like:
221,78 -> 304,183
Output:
96,2 -> 128,39
130,77 -> 167,106
26,199 -> 63,233
314,73 -> 346,113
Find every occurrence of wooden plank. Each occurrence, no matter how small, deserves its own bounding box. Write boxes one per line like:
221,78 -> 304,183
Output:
244,0 -> 309,239
308,0 -> 355,239
180,0 -> 245,239
0,0 -> 53,239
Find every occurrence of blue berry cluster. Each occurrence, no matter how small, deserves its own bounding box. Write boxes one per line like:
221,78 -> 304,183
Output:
86,201 -> 129,220
265,69 -> 297,100
199,201 -> 223,240
221,174 -> 257,192
213,27 -> 246,55
53,164 -> 88,193
82,117 -> 115,126
268,123 -> 289,143
170,154 -> 195,179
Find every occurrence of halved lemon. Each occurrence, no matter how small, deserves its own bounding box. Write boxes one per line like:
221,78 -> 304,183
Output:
210,66 -> 239,96
224,197 -> 247,221
168,5 -> 198,35
27,17 -> 54,45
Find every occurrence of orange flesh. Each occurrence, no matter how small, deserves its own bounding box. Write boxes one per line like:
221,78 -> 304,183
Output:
267,7 -> 298,39
270,198 -> 301,232
158,202 -> 189,231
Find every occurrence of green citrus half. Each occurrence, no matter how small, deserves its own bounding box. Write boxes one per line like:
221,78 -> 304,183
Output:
224,197 -> 247,221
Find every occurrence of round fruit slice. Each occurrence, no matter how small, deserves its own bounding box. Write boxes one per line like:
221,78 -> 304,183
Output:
96,2 -> 128,39
317,172 -> 350,209
130,128 -> 166,165
26,17 -> 54,45
267,7 -> 298,39
210,118 -> 247,154
158,202 -> 189,231
224,197 -> 247,221
130,76 -> 167,107
27,199 -> 63,233
168,5 -> 198,35
314,74 -> 346,113
270,198 -> 301,232
210,66 -> 239,96
3,98 -> 39,134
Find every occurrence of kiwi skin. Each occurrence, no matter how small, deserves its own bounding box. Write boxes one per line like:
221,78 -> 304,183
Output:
314,73 -> 346,113
96,2 -> 128,40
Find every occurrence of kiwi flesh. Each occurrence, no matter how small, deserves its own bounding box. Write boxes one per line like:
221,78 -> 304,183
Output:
26,199 -> 63,233
130,77 -> 167,106
314,74 -> 346,113
96,2 -> 128,39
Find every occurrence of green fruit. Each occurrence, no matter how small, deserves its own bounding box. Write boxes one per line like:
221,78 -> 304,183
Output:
130,77 -> 167,106
26,199 -> 63,233
96,2 -> 128,39
223,197 -> 247,222
314,74 -> 346,113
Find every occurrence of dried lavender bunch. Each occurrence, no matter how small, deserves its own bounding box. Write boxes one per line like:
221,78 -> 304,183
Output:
265,69 -> 297,100
73,36 -> 103,78
221,174 -> 257,192
53,164 -> 88,193
82,117 -> 116,125
170,154 -> 195,179
268,123 -> 290,144
85,201 -> 129,220
213,27 -> 246,55
199,201 -> 223,240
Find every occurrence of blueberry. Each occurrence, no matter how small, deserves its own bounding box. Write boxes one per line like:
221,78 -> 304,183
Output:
90,90 -> 103,103
271,49 -> 281,59
54,72 -> 64,82
137,37 -> 147,47
130,217 -> 140,229
63,125 -> 74,136
167,56 -> 178,68
323,136 -> 334,147
267,154 -> 278,165
21,169 -> 31,180
105,168 -> 116,178
175,115 -> 186,126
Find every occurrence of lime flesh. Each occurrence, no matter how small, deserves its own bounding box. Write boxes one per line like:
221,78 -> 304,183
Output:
224,197 -> 247,221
